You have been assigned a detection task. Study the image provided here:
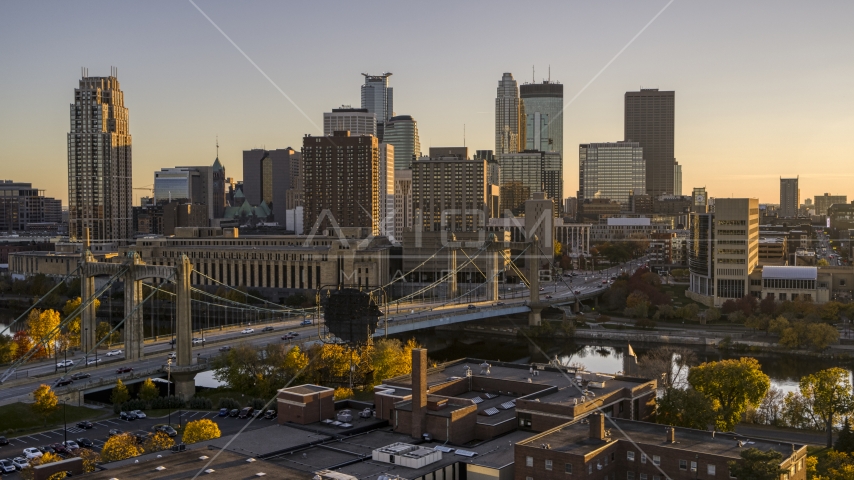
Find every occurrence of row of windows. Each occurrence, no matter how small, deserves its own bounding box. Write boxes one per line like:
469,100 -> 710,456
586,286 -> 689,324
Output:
763,278 -> 816,290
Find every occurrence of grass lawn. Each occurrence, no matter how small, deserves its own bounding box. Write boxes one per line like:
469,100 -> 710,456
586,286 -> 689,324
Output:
0,402 -> 112,436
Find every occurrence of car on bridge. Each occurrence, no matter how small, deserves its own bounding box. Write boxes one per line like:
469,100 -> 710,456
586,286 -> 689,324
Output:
76,421 -> 93,429
545,295 -> 553,299
116,366 -> 133,374
70,372 -> 90,381
86,358 -> 101,365
300,319 -> 312,326
262,326 -> 274,332
167,352 -> 176,360
54,377 -> 73,387
218,346 -> 232,352
282,332 -> 299,340
467,305 -> 477,310
106,349 -> 123,357
56,360 -> 74,368
241,328 -> 255,334
192,338 -> 204,345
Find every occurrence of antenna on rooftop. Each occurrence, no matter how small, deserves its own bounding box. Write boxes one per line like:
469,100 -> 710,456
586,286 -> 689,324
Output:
463,124 -> 466,147
216,135 -> 219,158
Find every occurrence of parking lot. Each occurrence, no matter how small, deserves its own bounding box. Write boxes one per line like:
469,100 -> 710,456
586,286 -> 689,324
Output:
0,409 -> 275,478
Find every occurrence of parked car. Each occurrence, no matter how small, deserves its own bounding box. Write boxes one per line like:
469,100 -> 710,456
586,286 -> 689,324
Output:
0,436 -> 8,446
70,372 -> 90,380
130,410 -> 147,419
56,360 -> 74,368
76,421 -> 93,429
299,320 -> 312,326
54,377 -> 73,387
11,457 -> 29,470
36,446 -> 52,455
241,328 -> 254,334
261,326 -> 274,332
119,411 -> 138,421
0,459 -> 16,474
76,438 -> 94,449
218,407 -> 230,417
133,432 -> 150,444
86,358 -> 101,365
153,425 -> 177,437
263,409 -> 277,419
108,429 -> 123,437
238,407 -> 255,419
105,349 -> 123,357
228,409 -> 240,417
218,346 -> 232,352
50,443 -> 69,455
63,440 -> 80,451
116,366 -> 133,374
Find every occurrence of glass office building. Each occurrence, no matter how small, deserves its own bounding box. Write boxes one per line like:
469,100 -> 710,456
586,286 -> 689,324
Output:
578,142 -> 645,208
520,81 -> 563,156
383,115 -> 421,169
498,150 -> 562,217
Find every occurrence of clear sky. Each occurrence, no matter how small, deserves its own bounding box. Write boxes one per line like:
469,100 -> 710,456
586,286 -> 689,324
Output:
1,1 -> 852,206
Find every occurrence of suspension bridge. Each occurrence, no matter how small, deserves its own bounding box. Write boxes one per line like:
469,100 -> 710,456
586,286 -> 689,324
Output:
0,229 -> 623,402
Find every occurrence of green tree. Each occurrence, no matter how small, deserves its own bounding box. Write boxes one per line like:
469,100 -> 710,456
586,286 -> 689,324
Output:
31,384 -> 58,425
836,418 -> 854,453
807,322 -> 839,350
138,378 -> 159,404
727,448 -> 785,480
801,367 -> 854,447
656,387 -> 715,430
0,334 -> 18,363
768,316 -> 790,335
95,321 -> 119,348
688,357 -> 770,431
111,379 -> 130,406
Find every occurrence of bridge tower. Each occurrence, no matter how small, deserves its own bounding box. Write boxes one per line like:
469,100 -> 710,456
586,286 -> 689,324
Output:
447,234 -> 458,299
485,233 -> 500,303
527,235 -> 543,326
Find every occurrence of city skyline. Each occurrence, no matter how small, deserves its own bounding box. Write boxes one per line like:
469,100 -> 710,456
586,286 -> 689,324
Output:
1,1 -> 853,206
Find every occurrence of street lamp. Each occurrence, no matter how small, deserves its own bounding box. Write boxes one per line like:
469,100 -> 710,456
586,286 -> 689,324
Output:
61,396 -> 70,445
166,358 -> 172,426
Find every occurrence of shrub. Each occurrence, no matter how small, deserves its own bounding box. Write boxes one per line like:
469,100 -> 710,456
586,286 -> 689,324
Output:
187,396 -> 213,410
150,395 -> 185,410
217,398 -> 241,411
249,398 -> 266,411
116,398 -> 147,414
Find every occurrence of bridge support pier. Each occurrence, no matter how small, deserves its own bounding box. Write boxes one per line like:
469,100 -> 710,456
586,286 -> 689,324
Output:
527,235 -> 542,326
574,300 -> 580,314
447,242 -> 457,300
487,249 -> 499,302
528,305 -> 543,326
171,371 -> 197,399
176,256 -> 193,367
124,267 -> 145,361
81,267 -> 97,355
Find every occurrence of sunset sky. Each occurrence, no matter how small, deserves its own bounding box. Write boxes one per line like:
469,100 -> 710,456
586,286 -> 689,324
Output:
1,0 -> 852,206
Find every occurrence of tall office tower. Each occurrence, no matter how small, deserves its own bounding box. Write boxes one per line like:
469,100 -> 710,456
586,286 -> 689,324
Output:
577,142 -> 645,208
302,131 -> 379,235
0,180 -> 63,233
68,69 -> 132,244
361,73 -> 393,141
242,148 -> 301,220
378,144 -> 395,238
497,150 -> 562,217
814,193 -> 847,216
674,164 -> 682,195
412,157 -> 490,232
563,197 -> 578,220
495,73 -> 525,155
323,107 -> 377,136
688,198 -> 759,305
393,169 -> 413,242
520,81 -> 563,155
153,168 -> 203,204
624,89 -> 677,197
474,150 -> 500,186
692,187 -> 708,213
779,177 -> 800,218
211,157 -> 226,219
383,115 -> 421,169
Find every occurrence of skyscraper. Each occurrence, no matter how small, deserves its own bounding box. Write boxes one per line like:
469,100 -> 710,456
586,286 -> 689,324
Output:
302,131 -> 379,235
323,107 -> 376,137
211,157 -> 226,219
779,177 -> 800,218
498,150 -> 562,217
624,89 -> 677,197
814,193 -> 847,216
495,73 -> 524,155
520,81 -> 563,156
577,142 -> 646,208
412,157 -> 490,232
383,115 -> 421,169
393,169 -> 413,242
361,73 -> 393,141
68,69 -> 132,244
242,148 -> 301,221
378,143 -> 395,238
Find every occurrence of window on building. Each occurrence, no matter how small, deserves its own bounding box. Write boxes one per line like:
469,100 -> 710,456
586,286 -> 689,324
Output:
605,456 -> 609,466
708,464 -> 716,475
680,460 -> 688,470
589,464 -> 593,474
627,472 -> 635,480
565,463 -> 573,474
653,456 -> 661,466
780,293 -> 787,301
641,454 -> 647,464
691,461 -> 697,472
526,456 -> 533,467
627,452 -> 635,461
546,460 -> 553,471
640,474 -> 648,480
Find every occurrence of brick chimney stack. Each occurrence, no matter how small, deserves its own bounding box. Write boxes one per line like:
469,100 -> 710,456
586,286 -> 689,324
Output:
666,427 -> 676,443
589,413 -> 605,441
411,348 -> 428,439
